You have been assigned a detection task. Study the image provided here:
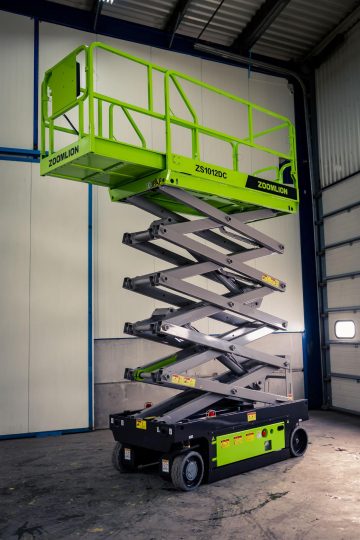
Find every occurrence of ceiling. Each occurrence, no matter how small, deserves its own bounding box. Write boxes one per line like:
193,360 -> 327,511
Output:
20,0 -> 360,65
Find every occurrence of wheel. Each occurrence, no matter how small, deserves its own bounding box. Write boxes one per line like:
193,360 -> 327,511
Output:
290,426 -> 308,457
171,451 -> 204,491
112,442 -> 135,472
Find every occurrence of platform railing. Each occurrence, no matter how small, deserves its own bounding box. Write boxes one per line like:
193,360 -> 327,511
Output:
41,42 -> 297,186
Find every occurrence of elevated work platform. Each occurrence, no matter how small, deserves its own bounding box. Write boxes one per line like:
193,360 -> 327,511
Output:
40,42 -> 298,216
40,43 -> 307,490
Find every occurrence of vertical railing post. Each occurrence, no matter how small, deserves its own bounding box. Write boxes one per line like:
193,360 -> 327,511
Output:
40,80 -> 47,157
49,119 -> 54,154
109,104 -> 114,140
88,45 -> 95,138
232,142 -> 239,171
164,73 -> 172,165
148,66 -> 153,112
98,99 -> 103,137
79,100 -> 84,137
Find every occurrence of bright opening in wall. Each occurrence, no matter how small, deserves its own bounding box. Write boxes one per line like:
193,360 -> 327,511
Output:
334,320 -> 356,339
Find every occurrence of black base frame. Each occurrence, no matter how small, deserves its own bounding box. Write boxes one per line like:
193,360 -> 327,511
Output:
110,399 -> 308,485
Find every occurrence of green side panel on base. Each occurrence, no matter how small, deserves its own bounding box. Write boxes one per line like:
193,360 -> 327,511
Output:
215,421 -> 285,467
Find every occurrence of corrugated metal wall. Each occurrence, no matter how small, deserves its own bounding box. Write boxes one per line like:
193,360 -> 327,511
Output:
316,23 -> 360,188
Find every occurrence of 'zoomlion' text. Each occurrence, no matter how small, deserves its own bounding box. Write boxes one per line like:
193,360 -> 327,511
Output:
49,145 -> 79,167
258,180 -> 288,195
245,175 -> 297,200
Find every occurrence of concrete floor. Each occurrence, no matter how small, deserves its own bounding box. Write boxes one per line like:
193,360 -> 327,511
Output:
0,411 -> 359,540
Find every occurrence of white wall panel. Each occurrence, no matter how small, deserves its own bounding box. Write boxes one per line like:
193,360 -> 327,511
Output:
29,165 -> 88,432
327,276 -> 360,309
322,173 -> 360,214
0,12 -> 33,149
93,187 -> 156,339
0,162 -> 31,435
251,213 -> 304,331
324,206 -> 360,246
330,345 -> 360,377
325,243 -> 360,276
40,22 -> 94,75
331,378 -> 360,413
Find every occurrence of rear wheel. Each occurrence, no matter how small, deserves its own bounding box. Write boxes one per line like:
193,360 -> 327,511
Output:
290,426 -> 308,457
112,442 -> 135,472
171,451 -> 204,491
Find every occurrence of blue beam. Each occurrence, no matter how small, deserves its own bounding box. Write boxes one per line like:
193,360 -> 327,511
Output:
33,17 -> 39,150
0,146 -> 40,156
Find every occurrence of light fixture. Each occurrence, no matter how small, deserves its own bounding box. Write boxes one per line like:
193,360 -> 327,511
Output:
101,0 -> 114,5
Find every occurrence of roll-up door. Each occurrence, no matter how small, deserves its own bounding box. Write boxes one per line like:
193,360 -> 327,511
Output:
316,23 -> 360,414
321,179 -> 360,413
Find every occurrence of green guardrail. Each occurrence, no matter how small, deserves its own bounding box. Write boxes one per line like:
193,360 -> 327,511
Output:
40,42 -> 298,215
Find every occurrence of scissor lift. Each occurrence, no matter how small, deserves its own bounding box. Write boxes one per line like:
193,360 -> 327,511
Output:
41,42 -> 308,491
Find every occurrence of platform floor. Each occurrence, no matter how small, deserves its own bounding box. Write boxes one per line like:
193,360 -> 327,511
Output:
0,411 -> 359,540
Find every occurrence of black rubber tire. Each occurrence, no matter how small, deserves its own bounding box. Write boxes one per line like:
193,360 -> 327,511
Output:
290,426 -> 308,457
171,451 -> 204,492
112,442 -> 134,472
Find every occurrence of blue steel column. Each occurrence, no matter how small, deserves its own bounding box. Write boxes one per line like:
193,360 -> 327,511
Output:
88,184 -> 94,429
294,77 -> 323,408
33,17 -> 39,150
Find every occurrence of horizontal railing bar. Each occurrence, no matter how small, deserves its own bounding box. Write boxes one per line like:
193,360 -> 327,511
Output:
89,42 -> 167,73
243,122 -> 289,142
93,92 -> 165,120
170,71 -> 292,125
170,116 -> 291,160
52,124 -> 79,135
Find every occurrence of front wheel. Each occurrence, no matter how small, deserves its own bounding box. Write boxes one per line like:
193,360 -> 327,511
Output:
112,442 -> 135,472
171,451 -> 204,491
290,426 -> 308,457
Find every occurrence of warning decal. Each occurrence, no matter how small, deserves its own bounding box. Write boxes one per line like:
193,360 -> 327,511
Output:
136,419 -> 147,430
171,374 -> 196,387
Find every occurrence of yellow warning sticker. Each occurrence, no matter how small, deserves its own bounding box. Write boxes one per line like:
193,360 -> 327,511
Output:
220,438 -> 230,448
245,432 -> 255,441
136,419 -> 147,430
247,412 -> 257,422
171,374 -> 196,387
262,274 -> 280,288
234,435 -> 243,445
